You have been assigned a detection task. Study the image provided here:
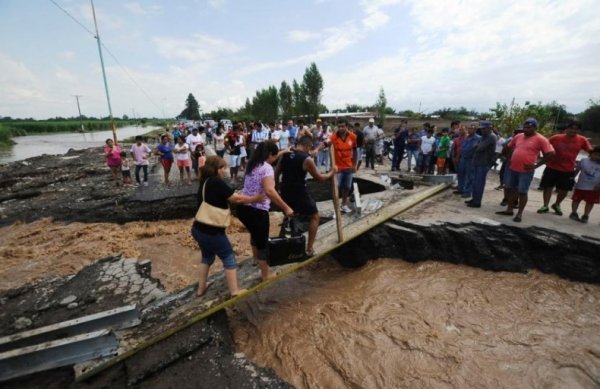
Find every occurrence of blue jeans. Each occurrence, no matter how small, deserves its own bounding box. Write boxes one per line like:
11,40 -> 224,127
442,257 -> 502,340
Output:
392,145 -> 405,169
337,169 -> 353,194
191,225 -> 237,269
317,149 -> 330,171
135,164 -> 148,183
471,165 -> 490,205
457,158 -> 474,195
417,153 -> 432,173
506,169 -> 535,194
406,149 -> 418,171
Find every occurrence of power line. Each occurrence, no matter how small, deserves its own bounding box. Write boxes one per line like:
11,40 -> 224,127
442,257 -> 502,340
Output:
49,0 -> 163,115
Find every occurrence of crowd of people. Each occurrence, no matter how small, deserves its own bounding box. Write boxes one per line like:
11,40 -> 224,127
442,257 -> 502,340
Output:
103,116 -> 600,298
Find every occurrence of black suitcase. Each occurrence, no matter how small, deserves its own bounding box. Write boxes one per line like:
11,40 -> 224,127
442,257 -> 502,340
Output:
267,217 -> 307,266
267,235 -> 306,266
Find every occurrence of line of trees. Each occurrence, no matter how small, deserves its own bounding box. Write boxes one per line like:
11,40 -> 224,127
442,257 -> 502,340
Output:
200,63 -> 325,123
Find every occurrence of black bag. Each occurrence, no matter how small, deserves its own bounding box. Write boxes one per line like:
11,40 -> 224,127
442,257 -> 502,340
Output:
267,217 -> 307,266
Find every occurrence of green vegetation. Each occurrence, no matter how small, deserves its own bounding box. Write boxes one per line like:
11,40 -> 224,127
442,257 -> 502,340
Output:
580,99 -> 600,133
0,118 -> 167,146
179,93 -> 201,120
490,100 -> 572,137
0,124 -> 16,147
206,62 -> 325,123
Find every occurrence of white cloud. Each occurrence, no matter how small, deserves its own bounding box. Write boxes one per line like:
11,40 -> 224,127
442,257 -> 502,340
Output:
208,0 -> 226,10
55,67 -> 78,83
123,2 -> 146,15
153,34 -> 243,63
322,0 -> 600,113
287,30 -> 321,43
360,0 -> 401,30
57,51 -> 76,60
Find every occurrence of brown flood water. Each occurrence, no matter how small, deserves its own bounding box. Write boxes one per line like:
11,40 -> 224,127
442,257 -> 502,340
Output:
230,259 -> 600,388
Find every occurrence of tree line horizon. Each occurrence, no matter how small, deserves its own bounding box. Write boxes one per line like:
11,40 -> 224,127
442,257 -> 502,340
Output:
1,62 -> 598,135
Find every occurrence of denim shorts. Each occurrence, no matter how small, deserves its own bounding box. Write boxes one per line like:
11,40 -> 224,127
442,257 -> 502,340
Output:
505,169 -> 535,194
191,225 -> 237,269
337,169 -> 353,193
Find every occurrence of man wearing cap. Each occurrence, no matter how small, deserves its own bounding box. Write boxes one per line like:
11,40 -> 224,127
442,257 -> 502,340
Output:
537,120 -> 592,216
496,118 -> 555,222
465,121 -> 497,208
363,118 -> 380,170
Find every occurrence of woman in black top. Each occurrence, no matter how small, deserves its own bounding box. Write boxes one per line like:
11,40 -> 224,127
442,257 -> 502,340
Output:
192,156 -> 264,297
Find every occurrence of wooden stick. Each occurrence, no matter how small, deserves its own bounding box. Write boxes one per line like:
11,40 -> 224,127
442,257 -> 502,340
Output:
329,146 -> 344,242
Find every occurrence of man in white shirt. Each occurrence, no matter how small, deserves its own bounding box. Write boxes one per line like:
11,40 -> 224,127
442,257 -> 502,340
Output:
417,128 -> 436,174
363,118 -> 381,170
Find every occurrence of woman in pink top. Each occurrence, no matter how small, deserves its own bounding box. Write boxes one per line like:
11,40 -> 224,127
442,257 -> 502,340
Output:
236,141 -> 294,281
104,138 -> 122,186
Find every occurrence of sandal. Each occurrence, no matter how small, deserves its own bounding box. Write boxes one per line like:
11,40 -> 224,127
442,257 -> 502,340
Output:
513,215 -> 522,222
305,249 -> 318,258
495,210 -> 514,216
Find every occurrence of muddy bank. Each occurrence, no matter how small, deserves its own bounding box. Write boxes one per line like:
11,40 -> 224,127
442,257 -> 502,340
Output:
332,220 -> 600,284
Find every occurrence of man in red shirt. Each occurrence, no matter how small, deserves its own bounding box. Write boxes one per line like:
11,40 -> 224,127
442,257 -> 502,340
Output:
496,118 -> 555,222
537,120 -> 592,216
320,118 -> 357,213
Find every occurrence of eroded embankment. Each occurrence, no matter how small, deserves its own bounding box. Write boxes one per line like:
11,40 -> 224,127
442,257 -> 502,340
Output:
332,220 -> 600,284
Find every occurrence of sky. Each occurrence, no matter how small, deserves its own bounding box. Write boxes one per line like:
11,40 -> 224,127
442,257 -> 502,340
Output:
1,0 -> 599,120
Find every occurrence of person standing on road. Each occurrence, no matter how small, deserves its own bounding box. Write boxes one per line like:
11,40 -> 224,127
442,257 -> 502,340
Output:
465,121 -> 497,208
537,120 -> 592,216
319,118 -> 358,213
405,128 -> 420,172
363,118 -> 380,170
454,125 -> 480,197
496,118 -> 555,222
174,136 -> 192,186
392,120 -> 409,171
155,134 -> 174,187
130,136 -> 152,187
275,135 -> 336,257
353,122 -> 365,171
104,138 -> 122,186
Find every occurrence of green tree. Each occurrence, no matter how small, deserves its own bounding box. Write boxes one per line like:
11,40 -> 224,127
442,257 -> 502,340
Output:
180,93 -> 201,120
580,99 -> 600,133
374,87 -> 388,123
302,62 -> 324,122
251,86 -> 279,122
279,81 -> 293,120
490,100 -> 572,137
292,79 -> 306,118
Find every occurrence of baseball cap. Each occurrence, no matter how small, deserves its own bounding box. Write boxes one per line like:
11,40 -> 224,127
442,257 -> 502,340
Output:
478,120 -> 493,129
523,118 -> 538,128
368,118 -> 375,123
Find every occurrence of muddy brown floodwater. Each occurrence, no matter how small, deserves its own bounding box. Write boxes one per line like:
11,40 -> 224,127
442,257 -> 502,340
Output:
230,258 -> 600,388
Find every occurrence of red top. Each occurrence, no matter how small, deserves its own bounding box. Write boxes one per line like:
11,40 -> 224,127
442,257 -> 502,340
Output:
546,134 -> 592,172
330,130 -> 357,170
508,133 -> 554,173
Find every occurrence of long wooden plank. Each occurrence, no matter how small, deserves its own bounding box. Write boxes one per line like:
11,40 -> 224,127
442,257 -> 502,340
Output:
76,183 -> 448,382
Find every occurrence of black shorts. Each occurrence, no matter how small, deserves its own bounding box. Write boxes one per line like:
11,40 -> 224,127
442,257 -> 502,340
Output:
235,204 -> 269,256
281,188 -> 318,216
121,170 -> 131,178
540,167 -> 575,191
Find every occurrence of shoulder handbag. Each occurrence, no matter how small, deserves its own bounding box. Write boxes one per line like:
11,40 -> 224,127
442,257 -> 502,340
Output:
195,178 -> 231,228
267,216 -> 307,266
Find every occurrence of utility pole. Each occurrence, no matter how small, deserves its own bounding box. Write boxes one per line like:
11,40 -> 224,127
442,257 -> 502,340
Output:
91,0 -> 116,143
72,95 -> 84,132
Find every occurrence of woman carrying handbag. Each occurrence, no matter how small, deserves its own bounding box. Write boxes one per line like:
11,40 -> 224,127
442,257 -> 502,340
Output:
192,156 -> 265,298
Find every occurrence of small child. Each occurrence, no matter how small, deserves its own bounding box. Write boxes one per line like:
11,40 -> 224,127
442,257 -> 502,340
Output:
569,146 -> 600,223
120,151 -> 132,186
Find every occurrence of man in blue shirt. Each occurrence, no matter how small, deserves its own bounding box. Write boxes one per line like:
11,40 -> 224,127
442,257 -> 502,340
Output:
287,120 -> 298,145
455,126 -> 481,198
